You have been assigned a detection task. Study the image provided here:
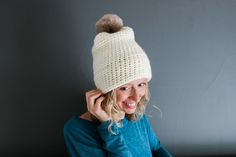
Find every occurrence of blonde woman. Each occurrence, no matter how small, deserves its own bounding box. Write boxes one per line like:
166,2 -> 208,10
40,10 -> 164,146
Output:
64,14 -> 172,157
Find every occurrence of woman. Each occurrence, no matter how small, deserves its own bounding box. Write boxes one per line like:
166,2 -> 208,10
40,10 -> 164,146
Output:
64,14 -> 172,157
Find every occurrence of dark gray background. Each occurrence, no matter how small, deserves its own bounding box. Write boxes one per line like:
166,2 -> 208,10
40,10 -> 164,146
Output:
1,0 -> 236,157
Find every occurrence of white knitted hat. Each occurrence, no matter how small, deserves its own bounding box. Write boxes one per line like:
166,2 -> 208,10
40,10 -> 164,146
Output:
92,14 -> 152,93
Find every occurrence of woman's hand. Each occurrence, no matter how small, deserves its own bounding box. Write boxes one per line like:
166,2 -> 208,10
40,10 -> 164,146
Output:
85,89 -> 111,123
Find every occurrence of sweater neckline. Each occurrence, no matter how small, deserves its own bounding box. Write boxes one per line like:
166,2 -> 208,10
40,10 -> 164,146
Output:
78,115 -> 129,127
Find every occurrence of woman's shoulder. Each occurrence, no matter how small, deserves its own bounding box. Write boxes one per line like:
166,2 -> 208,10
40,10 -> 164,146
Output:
64,114 -> 99,136
132,114 -> 149,123
129,114 -> 151,128
63,114 -> 104,146
140,114 -> 152,125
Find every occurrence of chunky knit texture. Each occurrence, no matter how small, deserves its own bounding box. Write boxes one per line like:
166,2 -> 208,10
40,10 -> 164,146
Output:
92,26 -> 152,93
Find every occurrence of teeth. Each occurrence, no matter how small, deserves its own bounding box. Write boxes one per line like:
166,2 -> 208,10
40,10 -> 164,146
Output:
127,103 -> 136,107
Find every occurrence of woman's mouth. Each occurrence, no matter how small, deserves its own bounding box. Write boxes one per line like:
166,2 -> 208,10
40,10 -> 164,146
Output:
124,101 -> 136,109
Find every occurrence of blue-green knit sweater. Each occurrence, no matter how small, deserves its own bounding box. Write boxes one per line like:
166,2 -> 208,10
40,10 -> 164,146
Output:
63,114 -> 172,157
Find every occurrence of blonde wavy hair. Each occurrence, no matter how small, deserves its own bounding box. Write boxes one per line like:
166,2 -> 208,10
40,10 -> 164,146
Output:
102,83 -> 150,133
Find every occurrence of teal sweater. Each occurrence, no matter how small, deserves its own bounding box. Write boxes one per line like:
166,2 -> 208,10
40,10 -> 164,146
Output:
64,114 -> 172,157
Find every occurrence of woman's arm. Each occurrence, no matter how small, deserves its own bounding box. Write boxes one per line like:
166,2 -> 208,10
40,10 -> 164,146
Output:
64,118 -> 132,157
84,89 -> 132,156
152,147 -> 172,157
143,115 -> 172,157
97,120 -> 132,157
64,119 -> 107,157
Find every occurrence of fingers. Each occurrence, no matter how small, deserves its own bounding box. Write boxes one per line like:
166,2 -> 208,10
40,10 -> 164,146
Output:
86,89 -> 101,99
94,96 -> 105,111
85,89 -> 103,111
85,89 -> 111,122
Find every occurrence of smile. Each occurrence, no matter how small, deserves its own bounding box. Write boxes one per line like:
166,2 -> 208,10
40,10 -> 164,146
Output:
124,101 -> 137,109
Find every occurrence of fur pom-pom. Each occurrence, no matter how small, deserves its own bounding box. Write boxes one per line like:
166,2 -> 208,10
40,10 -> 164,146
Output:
95,14 -> 123,33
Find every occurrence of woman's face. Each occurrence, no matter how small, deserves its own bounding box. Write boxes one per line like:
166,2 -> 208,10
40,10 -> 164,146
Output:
114,78 -> 147,114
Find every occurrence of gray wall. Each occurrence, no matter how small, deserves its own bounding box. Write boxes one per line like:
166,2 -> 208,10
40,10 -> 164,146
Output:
1,0 -> 236,156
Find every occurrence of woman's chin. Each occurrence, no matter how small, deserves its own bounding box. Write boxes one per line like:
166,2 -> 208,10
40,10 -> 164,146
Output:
124,108 -> 136,114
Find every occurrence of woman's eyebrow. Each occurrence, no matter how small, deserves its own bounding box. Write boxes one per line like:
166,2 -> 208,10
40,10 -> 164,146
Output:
137,81 -> 147,84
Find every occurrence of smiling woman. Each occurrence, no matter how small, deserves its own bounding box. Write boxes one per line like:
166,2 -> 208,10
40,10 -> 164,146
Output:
63,14 -> 172,157
114,78 -> 147,115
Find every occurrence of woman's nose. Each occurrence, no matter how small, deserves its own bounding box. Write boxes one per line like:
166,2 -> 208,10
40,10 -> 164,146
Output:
129,88 -> 140,101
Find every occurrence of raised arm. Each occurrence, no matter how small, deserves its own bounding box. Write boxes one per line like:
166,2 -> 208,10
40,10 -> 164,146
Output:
97,121 -> 132,157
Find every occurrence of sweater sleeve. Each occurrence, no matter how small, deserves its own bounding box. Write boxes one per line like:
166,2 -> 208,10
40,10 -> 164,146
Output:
63,117 -> 107,157
97,121 -> 132,157
143,115 -> 172,157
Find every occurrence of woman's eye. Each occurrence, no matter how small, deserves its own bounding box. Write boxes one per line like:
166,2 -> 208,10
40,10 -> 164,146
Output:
120,87 -> 129,91
138,83 -> 146,87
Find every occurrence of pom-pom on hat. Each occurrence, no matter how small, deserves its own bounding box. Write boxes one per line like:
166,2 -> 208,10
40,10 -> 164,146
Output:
92,14 -> 152,93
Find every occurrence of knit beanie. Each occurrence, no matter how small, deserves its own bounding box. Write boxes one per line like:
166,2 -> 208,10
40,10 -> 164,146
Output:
92,14 -> 152,93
